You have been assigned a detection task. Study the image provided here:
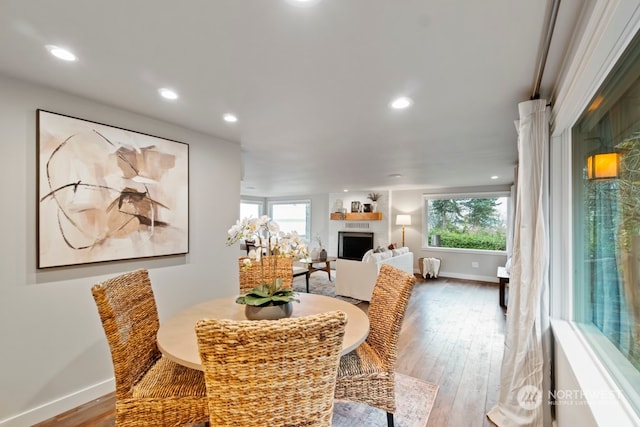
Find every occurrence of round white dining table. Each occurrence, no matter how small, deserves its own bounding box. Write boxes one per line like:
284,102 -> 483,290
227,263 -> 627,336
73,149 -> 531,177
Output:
157,293 -> 370,371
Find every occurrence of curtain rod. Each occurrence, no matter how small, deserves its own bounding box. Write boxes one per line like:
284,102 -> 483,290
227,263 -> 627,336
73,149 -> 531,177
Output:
531,0 -> 561,100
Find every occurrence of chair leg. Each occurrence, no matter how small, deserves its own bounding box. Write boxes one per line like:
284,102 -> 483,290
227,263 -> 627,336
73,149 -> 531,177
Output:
387,412 -> 394,427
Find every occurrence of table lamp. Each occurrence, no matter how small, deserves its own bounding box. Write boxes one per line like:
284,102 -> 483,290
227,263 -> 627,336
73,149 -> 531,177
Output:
396,214 -> 411,247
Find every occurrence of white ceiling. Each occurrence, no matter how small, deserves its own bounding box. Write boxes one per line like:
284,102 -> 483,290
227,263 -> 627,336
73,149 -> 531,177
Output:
0,0 -> 586,197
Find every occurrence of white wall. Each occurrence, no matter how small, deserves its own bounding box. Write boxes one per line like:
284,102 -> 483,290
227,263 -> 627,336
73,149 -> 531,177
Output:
0,74 -> 242,426
310,193 -> 330,248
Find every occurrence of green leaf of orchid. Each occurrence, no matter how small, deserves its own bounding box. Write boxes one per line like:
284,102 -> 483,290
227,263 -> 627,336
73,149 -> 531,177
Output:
242,295 -> 273,306
248,284 -> 272,297
271,295 -> 299,303
272,291 -> 293,298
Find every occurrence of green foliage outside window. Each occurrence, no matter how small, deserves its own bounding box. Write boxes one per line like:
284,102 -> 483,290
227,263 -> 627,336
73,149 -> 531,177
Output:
426,196 -> 507,251
428,228 -> 506,250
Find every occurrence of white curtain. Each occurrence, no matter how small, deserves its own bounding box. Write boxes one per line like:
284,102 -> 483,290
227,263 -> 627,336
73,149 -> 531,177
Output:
487,99 -> 551,426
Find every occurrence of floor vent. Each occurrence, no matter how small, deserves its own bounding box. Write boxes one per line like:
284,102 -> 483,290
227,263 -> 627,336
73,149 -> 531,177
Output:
345,222 -> 370,229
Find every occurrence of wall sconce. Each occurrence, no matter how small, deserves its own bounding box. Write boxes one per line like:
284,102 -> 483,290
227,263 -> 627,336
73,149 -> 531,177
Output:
395,214 -> 411,247
587,151 -> 621,180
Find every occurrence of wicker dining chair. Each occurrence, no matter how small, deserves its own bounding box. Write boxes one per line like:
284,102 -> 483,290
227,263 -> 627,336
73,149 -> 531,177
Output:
238,256 -> 294,293
195,311 -> 347,427
334,264 -> 416,427
91,269 -> 208,426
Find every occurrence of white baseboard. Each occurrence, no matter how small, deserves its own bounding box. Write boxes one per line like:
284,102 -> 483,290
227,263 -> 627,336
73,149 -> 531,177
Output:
434,271 -> 499,283
0,378 -> 114,427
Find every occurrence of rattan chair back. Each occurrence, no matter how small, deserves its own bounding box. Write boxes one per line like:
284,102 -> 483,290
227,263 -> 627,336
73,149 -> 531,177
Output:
91,269 -> 207,426
91,269 -> 161,399
238,256 -> 294,293
367,263 -> 416,370
334,264 -> 416,427
195,311 -> 347,427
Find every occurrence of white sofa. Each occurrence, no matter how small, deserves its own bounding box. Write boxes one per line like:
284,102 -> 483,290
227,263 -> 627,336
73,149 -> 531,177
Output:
335,247 -> 414,301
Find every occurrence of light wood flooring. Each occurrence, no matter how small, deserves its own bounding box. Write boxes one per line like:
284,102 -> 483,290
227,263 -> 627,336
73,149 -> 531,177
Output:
400,277 -> 505,427
35,275 -> 505,427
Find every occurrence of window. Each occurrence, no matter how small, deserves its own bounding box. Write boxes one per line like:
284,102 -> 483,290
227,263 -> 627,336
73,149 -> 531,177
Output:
571,30 -> 640,414
240,200 -> 263,219
423,193 -> 509,251
268,200 -> 311,240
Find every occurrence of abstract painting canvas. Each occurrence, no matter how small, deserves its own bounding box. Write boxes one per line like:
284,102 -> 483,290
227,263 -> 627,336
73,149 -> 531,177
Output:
37,110 -> 189,268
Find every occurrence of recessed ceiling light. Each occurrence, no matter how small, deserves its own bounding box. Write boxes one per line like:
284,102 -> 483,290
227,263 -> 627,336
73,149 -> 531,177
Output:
46,45 -> 76,61
158,88 -> 178,100
343,189 -> 349,192
491,175 -> 499,180
223,113 -> 238,123
285,0 -> 322,6
388,173 -> 403,178
390,96 -> 413,110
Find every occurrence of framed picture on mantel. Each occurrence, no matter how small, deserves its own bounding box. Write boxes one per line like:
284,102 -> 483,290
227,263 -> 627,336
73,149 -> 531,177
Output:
36,109 -> 189,268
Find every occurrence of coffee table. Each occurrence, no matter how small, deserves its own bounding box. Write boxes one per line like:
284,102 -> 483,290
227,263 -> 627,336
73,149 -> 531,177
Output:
301,257 -> 336,281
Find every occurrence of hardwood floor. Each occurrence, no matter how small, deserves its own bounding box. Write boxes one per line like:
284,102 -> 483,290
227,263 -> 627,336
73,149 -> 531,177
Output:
399,277 -> 505,427
35,276 -> 505,427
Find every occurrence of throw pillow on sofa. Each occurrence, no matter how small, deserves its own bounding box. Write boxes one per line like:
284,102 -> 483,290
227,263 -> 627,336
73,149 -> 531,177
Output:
367,253 -> 384,263
362,249 -> 374,263
392,246 -> 409,256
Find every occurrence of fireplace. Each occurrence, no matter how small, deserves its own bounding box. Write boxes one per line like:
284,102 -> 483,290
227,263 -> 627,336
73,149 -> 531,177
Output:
338,231 -> 374,261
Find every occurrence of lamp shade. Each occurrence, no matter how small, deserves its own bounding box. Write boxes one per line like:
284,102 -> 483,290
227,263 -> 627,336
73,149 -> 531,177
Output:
396,214 -> 411,226
587,152 -> 620,180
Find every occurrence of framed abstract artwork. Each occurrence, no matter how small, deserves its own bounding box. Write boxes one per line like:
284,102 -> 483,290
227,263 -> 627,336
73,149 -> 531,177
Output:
37,110 -> 189,268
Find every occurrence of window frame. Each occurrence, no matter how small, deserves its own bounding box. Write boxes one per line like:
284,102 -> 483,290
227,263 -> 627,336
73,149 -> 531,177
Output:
421,191 -> 510,254
549,2 -> 640,425
267,199 -> 311,240
240,199 -> 264,220
569,27 -> 640,415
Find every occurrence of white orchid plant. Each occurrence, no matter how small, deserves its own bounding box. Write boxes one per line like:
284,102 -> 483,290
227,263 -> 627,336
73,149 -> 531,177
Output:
226,216 -> 309,306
